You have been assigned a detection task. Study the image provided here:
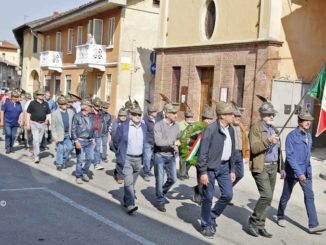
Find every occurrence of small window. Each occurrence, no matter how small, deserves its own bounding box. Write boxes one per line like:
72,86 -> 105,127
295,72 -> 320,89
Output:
67,29 -> 73,54
45,35 -> 50,50
171,67 -> 181,102
77,26 -> 83,45
106,74 -> 112,101
44,75 -> 51,92
65,75 -> 72,94
95,74 -> 102,97
56,32 -> 62,51
88,19 -> 103,44
33,35 -> 38,53
108,17 -> 115,47
78,75 -> 87,98
205,1 -> 216,39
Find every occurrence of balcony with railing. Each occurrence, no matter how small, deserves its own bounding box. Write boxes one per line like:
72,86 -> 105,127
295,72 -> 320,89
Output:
40,51 -> 63,72
75,44 -> 106,71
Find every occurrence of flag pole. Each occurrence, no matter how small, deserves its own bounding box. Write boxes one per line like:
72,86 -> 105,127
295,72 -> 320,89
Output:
278,63 -> 326,136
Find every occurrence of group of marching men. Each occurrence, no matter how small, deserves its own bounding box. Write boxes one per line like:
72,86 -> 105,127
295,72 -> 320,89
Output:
0,88 -> 325,239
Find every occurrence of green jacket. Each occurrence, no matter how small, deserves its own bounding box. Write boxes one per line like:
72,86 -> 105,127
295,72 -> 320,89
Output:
249,120 -> 284,173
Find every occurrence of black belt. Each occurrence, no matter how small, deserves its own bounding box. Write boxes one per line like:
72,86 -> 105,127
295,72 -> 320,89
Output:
31,120 -> 45,124
127,154 -> 143,158
154,145 -> 174,153
221,160 -> 229,164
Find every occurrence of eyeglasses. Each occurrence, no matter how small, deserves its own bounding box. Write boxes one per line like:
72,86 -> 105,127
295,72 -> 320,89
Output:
131,113 -> 142,117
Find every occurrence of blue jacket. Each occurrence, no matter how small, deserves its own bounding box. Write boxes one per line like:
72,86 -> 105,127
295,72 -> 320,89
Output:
113,118 -> 147,166
102,112 -> 112,135
285,127 -> 312,179
71,112 -> 95,140
197,121 -> 236,176
143,114 -> 155,145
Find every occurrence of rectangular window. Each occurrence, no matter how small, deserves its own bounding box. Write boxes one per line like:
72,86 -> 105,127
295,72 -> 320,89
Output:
56,32 -> 62,51
65,75 -> 72,94
45,35 -> 50,50
54,76 -> 61,99
88,19 -> 103,44
106,74 -> 112,101
95,74 -> 101,97
67,28 -> 73,54
233,65 -> 246,107
44,75 -> 51,92
33,35 -> 38,53
78,75 -> 87,98
171,67 -> 181,102
108,17 -> 115,47
77,26 -> 83,45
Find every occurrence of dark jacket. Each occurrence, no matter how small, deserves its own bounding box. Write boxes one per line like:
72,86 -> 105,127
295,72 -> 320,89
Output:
285,127 -> 312,179
197,121 -> 236,176
71,112 -> 95,141
90,109 -> 105,137
113,118 -> 147,166
102,112 -> 112,135
143,114 -> 155,145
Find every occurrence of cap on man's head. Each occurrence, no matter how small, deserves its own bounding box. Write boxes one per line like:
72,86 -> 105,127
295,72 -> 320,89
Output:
101,101 -> 110,109
56,95 -> 68,105
25,93 -> 32,100
185,108 -> 194,118
12,90 -> 20,98
258,101 -> 277,114
298,109 -> 314,121
36,89 -> 45,95
130,105 -> 143,115
81,99 -> 92,107
148,104 -> 158,113
92,97 -> 102,107
118,108 -> 128,116
202,105 -> 214,119
216,101 -> 234,115
164,103 -> 178,113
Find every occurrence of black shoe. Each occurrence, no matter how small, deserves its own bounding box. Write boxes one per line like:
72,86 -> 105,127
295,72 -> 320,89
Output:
5,149 -> 10,154
258,228 -> 272,238
56,165 -> 63,171
157,204 -> 166,212
247,224 -> 259,237
200,227 -> 214,239
127,205 -> 138,215
179,176 -> 185,181
210,222 -> 217,234
10,148 -> 14,153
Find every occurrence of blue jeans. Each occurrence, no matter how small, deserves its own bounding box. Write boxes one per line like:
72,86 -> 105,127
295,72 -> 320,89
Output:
277,177 -> 319,228
4,124 -> 18,150
143,143 -> 154,176
154,153 -> 177,205
233,150 -> 244,187
76,140 -> 94,178
94,136 -> 102,165
201,162 -> 233,228
55,136 -> 73,166
101,134 -> 109,160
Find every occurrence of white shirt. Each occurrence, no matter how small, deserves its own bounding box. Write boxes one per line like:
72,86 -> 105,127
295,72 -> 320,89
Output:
220,124 -> 232,161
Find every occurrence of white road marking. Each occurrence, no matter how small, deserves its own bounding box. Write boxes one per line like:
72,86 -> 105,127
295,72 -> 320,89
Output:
0,187 -> 155,245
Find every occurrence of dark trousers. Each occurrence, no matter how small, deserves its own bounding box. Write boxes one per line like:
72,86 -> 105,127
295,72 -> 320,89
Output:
4,124 -> 18,150
201,162 -> 233,228
277,177 -> 319,228
233,150 -> 244,187
249,164 -> 277,228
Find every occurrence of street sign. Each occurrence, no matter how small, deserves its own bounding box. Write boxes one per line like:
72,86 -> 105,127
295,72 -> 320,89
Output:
151,63 -> 156,75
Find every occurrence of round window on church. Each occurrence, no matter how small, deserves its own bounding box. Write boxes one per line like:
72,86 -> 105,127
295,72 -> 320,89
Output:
205,0 -> 216,39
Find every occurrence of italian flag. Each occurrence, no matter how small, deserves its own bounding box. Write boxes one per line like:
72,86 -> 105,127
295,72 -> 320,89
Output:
309,65 -> 326,137
186,133 -> 202,162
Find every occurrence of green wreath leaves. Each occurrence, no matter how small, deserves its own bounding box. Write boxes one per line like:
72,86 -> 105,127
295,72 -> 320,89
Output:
180,122 -> 206,165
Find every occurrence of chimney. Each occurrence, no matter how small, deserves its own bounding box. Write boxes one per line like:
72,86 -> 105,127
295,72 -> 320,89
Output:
53,11 -> 60,16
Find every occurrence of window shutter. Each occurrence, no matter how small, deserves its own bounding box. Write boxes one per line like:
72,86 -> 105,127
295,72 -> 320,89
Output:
93,19 -> 103,44
77,26 -> 83,45
56,32 -> 62,51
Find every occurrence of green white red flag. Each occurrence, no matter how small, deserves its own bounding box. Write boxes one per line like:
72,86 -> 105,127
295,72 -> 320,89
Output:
309,65 -> 326,137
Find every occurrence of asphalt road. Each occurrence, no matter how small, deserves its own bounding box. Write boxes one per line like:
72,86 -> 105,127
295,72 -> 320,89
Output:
0,154 -> 209,245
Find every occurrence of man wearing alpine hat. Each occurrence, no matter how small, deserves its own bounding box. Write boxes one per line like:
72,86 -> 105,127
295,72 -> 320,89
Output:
275,109 -> 326,234
247,98 -> 285,238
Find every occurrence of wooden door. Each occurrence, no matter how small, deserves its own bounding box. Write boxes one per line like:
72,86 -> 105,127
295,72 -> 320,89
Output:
200,67 -> 214,117
233,66 -> 245,107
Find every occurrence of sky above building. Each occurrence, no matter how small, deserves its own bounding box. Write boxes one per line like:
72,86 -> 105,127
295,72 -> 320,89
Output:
0,0 -> 90,44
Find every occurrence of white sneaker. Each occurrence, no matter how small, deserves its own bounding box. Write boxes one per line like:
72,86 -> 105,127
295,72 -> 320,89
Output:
13,142 -> 19,147
95,164 -> 104,170
82,174 -> 89,182
34,157 -> 40,164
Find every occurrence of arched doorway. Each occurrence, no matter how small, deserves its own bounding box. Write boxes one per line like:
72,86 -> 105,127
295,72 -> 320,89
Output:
31,70 -> 40,91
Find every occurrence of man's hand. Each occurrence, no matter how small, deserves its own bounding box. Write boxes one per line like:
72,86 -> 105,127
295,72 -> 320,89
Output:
298,174 -> 306,182
230,172 -> 236,183
174,140 -> 181,147
52,138 -> 58,144
269,134 -> 280,144
92,139 -> 96,145
280,170 -> 286,179
200,174 -> 209,186
75,141 -> 81,149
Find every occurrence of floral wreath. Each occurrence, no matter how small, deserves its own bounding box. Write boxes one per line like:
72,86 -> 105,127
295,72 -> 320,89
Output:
180,122 -> 206,166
